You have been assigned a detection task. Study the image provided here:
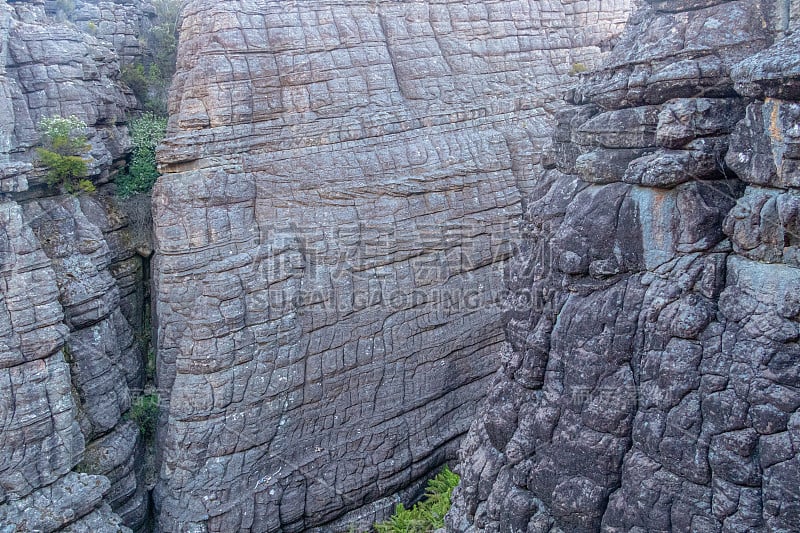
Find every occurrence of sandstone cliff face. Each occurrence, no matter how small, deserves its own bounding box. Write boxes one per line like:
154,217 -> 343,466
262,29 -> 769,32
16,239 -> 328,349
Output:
449,1 -> 800,532
152,1 -> 634,530
1,1 -> 148,530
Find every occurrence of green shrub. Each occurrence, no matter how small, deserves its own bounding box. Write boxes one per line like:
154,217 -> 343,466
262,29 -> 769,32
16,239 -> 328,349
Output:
37,149 -> 87,183
121,63 -> 150,105
128,393 -> 159,439
120,0 -> 180,113
76,178 -> 96,194
35,115 -> 94,195
148,0 -> 181,80
375,466 -> 460,533
116,113 -> 167,197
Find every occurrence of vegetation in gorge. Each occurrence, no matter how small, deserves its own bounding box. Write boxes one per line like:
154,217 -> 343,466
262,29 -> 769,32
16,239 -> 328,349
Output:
128,393 -> 159,440
147,0 -> 181,80
121,63 -> 155,110
374,466 -> 460,533
116,0 -> 179,198
36,115 -> 95,194
122,0 -> 181,114
116,113 -> 167,197
121,61 -> 169,116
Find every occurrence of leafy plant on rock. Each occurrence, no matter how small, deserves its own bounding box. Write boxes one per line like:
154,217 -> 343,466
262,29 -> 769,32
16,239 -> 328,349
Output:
569,62 -> 589,75
35,115 -> 95,195
116,113 -> 167,197
128,393 -> 159,440
375,466 -> 460,533
148,0 -> 181,80
121,63 -> 150,105
121,0 -> 181,114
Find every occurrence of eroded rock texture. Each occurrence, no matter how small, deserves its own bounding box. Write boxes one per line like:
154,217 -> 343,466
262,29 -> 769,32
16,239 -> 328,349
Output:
152,1 -> 634,530
1,2 -> 147,531
65,0 -> 155,66
449,1 -> 800,532
1,0 -> 134,193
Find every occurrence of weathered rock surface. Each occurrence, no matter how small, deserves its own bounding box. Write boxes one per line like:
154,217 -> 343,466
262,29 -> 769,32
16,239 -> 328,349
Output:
152,0 -> 635,530
20,193 -> 151,531
65,0 -> 155,66
449,1 -> 800,532
0,200 -> 77,496
0,198 -> 136,532
1,0 -> 134,192
1,2 -> 148,531
0,472 -> 132,533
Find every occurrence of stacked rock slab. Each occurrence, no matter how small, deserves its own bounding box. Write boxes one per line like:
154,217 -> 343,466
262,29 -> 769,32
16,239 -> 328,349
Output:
152,0 -> 635,530
1,1 -> 147,531
448,1 -> 800,531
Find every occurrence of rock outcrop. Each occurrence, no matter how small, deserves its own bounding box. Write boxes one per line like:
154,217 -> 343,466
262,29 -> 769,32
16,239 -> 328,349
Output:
65,0 -> 155,66
152,1 -> 634,530
1,0 -> 134,192
449,1 -> 800,532
1,1 -> 148,531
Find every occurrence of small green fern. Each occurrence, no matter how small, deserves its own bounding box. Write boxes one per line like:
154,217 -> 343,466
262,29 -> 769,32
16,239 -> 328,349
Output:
375,466 -> 460,533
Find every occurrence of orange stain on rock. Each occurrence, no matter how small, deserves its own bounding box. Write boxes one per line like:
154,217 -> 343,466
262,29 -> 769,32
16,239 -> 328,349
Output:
767,97 -> 784,143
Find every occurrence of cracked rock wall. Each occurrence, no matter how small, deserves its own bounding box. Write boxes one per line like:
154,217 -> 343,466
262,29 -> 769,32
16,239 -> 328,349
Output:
63,0 -> 155,66
1,1 -> 148,531
448,1 -> 800,532
152,0 -> 634,530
